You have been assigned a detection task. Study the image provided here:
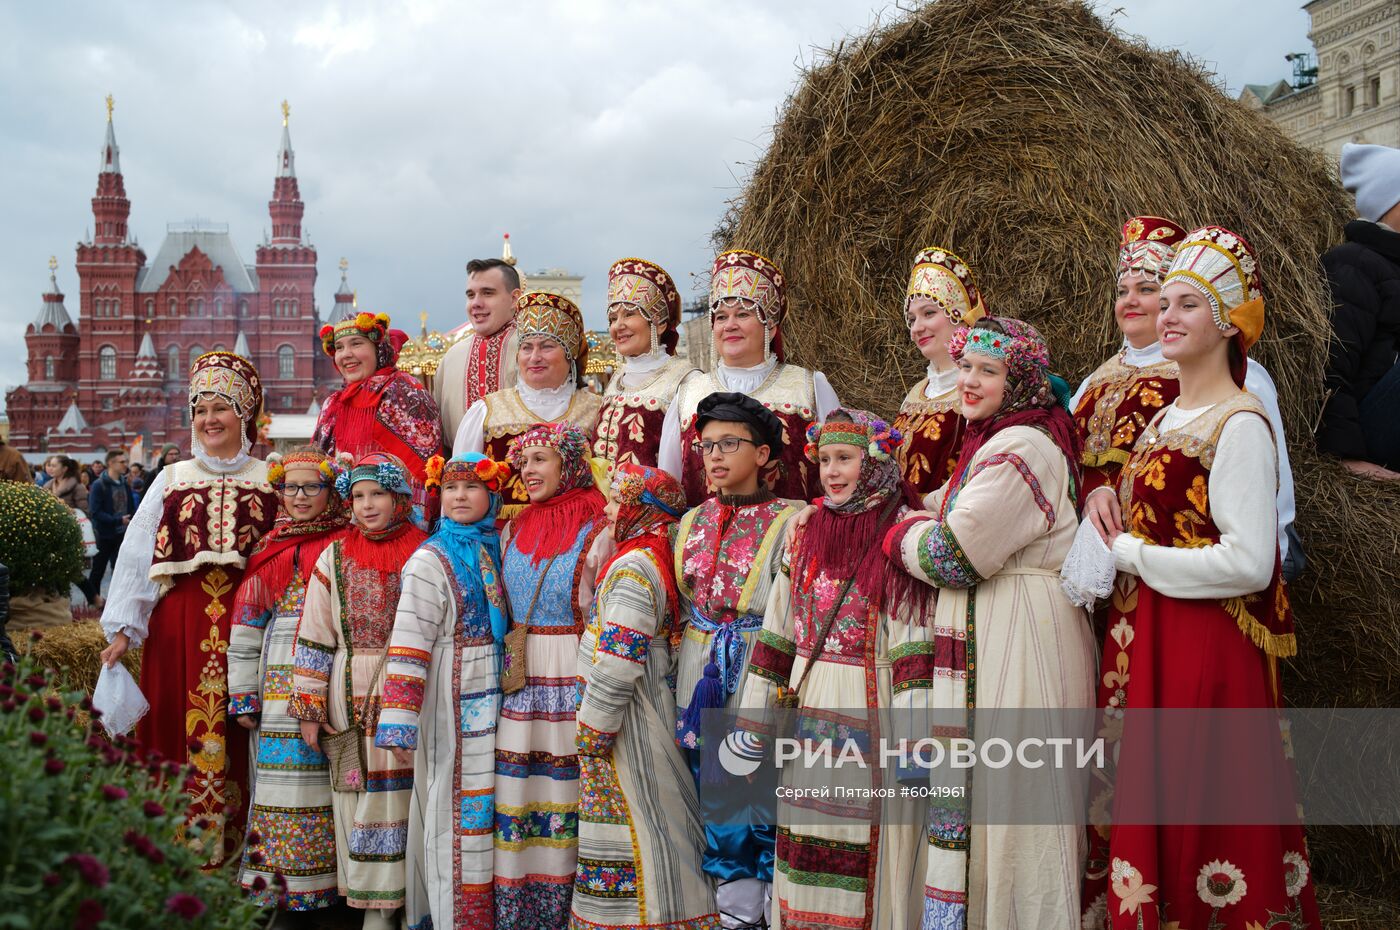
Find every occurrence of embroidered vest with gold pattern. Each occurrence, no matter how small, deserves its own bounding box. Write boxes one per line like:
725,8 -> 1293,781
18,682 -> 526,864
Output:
892,379 -> 966,498
1075,354 -> 1180,497
593,356 -> 695,472
1116,393 -> 1295,658
150,459 -> 277,592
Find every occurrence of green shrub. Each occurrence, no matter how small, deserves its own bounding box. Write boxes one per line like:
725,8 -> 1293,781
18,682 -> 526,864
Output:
0,483 -> 83,595
0,643 -> 269,929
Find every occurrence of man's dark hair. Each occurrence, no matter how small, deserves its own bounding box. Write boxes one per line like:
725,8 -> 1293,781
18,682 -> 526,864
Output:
105,449 -> 126,464
466,258 -> 521,292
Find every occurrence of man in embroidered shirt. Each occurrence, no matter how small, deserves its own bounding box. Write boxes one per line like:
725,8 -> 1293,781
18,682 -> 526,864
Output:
433,256 -> 523,442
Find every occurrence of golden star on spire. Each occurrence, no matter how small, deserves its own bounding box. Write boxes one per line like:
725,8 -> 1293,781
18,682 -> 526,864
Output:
105,94 -> 114,122
281,99 -> 290,126
48,256 -> 58,272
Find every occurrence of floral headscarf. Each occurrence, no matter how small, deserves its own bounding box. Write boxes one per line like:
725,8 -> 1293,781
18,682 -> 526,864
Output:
506,422 -> 596,494
603,463 -> 686,642
804,409 -> 906,515
793,407 -> 931,622
506,423 -> 606,564
946,317 -> 1083,508
336,451 -> 428,574
425,452 -> 510,642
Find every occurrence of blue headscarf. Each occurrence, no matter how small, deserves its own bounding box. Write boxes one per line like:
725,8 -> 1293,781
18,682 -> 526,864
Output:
426,452 -> 508,642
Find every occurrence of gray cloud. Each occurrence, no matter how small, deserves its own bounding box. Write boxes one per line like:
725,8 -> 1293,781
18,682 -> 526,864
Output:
0,0 -> 1308,407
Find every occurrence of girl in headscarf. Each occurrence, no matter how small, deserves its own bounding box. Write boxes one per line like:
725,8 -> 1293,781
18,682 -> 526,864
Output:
884,318 -> 1096,929
893,246 -> 986,497
313,311 -> 444,526
375,451 -> 512,930
572,463 -> 719,930
99,350 -> 278,868
1079,227 -> 1319,930
495,422 -> 613,930
228,446 -> 350,912
735,409 -> 929,930
290,452 -> 427,930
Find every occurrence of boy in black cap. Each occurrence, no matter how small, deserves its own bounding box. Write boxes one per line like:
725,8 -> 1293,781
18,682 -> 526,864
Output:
672,391 -> 796,928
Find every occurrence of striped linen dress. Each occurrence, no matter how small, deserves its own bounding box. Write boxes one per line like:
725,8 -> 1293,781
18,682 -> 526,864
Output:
377,543 -> 509,929
495,520 -> 610,930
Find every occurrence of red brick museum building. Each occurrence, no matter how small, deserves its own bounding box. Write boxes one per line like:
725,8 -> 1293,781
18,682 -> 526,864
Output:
5,104 -> 345,457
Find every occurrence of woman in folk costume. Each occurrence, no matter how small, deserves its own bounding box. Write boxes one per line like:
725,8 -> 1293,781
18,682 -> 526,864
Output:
884,318 -> 1096,928
572,463 -> 720,930
313,310 -> 444,526
1070,216 -> 1300,574
893,247 -> 987,498
1078,227 -> 1319,930
495,422 -> 613,930
99,351 -> 278,868
290,452 -> 427,929
228,446 -> 350,910
736,409 -> 929,930
455,293 -> 604,522
375,452 -> 512,930
593,257 -> 697,475
660,249 -> 841,506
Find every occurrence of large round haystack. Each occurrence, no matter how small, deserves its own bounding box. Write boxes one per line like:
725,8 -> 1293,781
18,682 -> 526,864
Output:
720,0 -> 1400,896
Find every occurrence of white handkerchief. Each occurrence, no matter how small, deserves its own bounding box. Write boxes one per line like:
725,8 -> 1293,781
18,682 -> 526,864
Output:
93,662 -> 149,737
1060,516 -> 1118,610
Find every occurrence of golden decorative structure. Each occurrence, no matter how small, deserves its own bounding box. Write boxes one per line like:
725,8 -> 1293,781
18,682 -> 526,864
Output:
105,94 -> 114,121
281,99 -> 290,126
48,256 -> 58,272
584,330 -> 620,376
396,310 -> 458,391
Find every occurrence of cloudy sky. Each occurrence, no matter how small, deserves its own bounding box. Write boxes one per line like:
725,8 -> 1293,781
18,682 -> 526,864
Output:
0,0 -> 1310,407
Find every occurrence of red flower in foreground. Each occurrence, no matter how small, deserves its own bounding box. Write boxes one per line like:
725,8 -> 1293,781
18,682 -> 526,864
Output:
29,731 -> 47,747
44,758 -> 66,775
142,801 -> 165,818
165,894 -> 206,920
73,898 -> 104,930
250,876 -> 267,893
100,784 -> 127,800
63,854 -> 110,889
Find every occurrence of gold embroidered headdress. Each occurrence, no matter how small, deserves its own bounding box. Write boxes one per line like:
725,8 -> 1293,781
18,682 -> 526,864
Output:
905,246 -> 986,325
608,257 -> 682,356
709,249 -> 786,365
515,291 -> 588,385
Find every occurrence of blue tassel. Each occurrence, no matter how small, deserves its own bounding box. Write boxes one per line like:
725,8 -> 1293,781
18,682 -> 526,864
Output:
680,661 -> 724,743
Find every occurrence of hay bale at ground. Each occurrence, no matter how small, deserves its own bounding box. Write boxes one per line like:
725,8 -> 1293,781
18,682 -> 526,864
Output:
718,0 -> 1400,897
21,618 -> 141,697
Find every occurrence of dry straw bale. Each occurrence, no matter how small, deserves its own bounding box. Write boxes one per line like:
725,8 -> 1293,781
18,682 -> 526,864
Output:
22,620 -> 141,697
718,0 -> 1400,895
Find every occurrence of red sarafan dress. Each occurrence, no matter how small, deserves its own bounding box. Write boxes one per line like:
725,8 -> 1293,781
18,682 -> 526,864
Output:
140,458 -> 277,865
1082,393 -> 1319,930
892,366 -> 966,499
